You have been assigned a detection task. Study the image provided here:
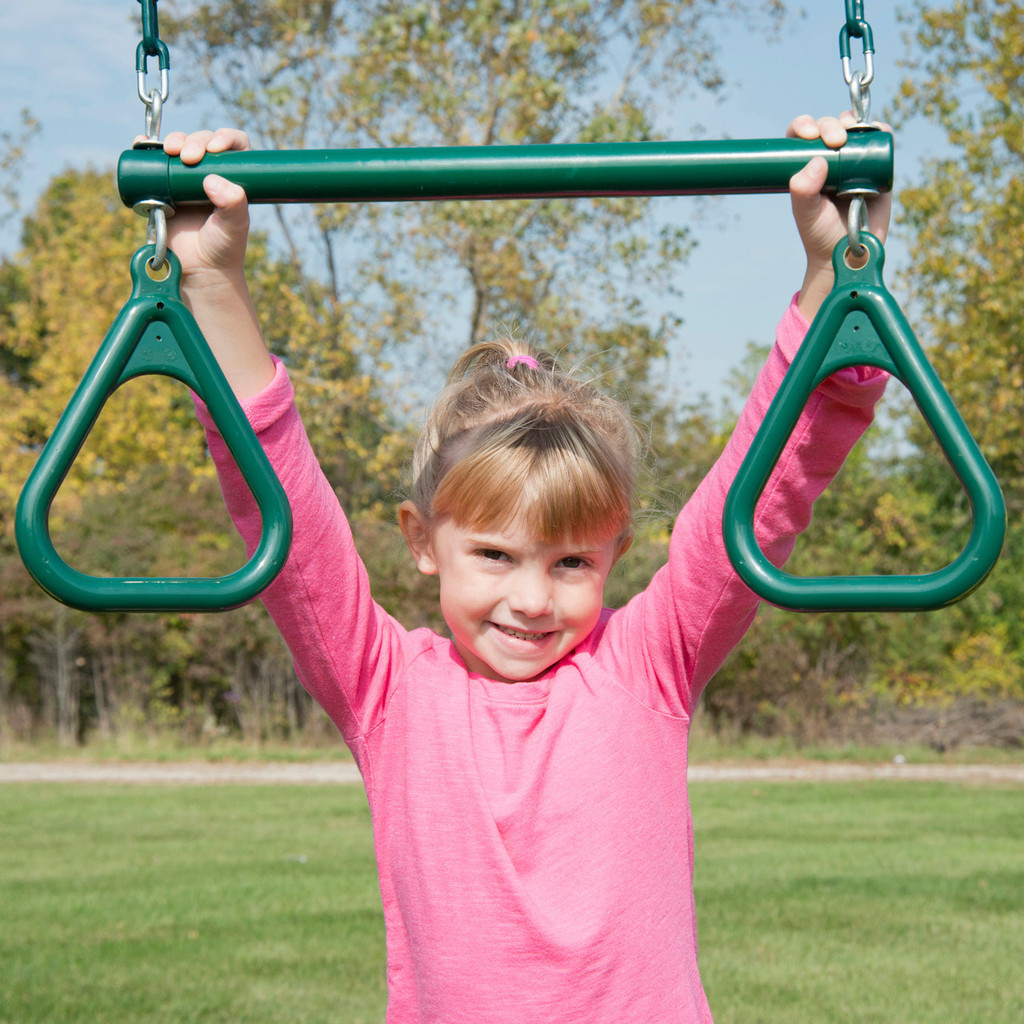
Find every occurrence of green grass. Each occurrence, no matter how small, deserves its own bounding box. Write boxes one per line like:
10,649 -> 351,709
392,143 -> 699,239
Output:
684,721 -> 1024,765
0,735 -> 357,764
691,783 -> 1024,1024
1,781 -> 1021,1023
0,785 -> 385,1024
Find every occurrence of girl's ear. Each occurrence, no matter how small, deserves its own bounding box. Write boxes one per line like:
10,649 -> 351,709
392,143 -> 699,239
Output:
398,501 -> 439,575
614,529 -> 634,563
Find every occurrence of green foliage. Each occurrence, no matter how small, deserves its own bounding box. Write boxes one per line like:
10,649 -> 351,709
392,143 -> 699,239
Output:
888,0 -> 1024,697
3,1 -> 1023,750
895,2 -> 1024,498
160,0 -> 787,413
0,108 -> 39,226
0,168 -> 403,746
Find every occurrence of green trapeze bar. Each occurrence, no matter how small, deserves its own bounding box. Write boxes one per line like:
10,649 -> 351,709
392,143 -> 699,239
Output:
722,234 -> 1006,612
15,247 -> 293,613
116,127 -> 893,209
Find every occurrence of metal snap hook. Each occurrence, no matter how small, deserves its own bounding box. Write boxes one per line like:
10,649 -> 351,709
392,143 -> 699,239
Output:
846,195 -> 870,260
133,199 -> 174,273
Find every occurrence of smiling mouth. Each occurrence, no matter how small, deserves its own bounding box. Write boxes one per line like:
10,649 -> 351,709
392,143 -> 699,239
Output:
494,624 -> 551,642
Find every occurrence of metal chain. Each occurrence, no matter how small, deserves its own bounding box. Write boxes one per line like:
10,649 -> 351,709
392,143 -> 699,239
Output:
839,1 -> 877,256
136,0 -> 170,140
839,0 -> 875,125
134,0 -> 173,271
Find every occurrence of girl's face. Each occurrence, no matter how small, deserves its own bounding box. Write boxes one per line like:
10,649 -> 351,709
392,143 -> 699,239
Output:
400,506 -> 626,683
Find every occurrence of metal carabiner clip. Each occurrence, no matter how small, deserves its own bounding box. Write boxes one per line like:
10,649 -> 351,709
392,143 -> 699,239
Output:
134,200 -> 173,274
136,33 -> 171,102
846,195 -> 870,260
137,65 -> 170,107
840,20 -> 875,90
141,87 -> 164,142
840,18 -> 874,126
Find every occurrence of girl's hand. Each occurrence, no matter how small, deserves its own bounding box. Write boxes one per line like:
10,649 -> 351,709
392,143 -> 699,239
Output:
148,128 -> 253,282
787,112 -> 893,319
136,129 -> 274,399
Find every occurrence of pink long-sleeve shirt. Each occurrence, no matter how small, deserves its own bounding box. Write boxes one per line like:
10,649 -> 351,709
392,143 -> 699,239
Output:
200,299 -> 885,1023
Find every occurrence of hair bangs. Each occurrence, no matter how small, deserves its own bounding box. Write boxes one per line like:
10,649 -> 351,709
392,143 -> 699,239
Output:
431,412 -> 633,542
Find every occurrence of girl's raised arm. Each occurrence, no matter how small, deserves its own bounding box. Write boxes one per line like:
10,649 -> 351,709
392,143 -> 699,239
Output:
160,128 -> 276,401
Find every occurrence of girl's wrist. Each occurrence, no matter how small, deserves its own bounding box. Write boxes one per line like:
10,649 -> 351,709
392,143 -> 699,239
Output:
180,266 -> 251,313
180,263 -> 247,293
796,260 -> 835,321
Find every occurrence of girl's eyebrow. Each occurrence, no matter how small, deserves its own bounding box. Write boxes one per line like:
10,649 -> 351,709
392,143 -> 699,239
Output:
464,534 -> 514,552
475,537 -> 606,557
464,528 -> 511,544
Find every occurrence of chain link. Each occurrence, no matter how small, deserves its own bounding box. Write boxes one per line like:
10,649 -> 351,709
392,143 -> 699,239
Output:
136,0 -> 170,140
839,0 -> 874,125
134,0 -> 173,271
839,1 -> 878,256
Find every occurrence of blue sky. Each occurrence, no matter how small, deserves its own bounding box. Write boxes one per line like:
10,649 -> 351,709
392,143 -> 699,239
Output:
0,3 -> 940,402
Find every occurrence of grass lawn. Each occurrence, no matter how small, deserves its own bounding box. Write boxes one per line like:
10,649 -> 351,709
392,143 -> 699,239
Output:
1,780 -> 1021,1023
691,782 -> 1024,1024
0,785 -> 385,1024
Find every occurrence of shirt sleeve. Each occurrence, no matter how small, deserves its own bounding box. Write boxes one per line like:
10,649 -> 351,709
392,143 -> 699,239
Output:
194,358 -> 410,759
597,297 -> 888,718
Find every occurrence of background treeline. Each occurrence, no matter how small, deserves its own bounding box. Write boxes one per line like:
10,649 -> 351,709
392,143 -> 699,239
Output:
1,0 -> 1021,751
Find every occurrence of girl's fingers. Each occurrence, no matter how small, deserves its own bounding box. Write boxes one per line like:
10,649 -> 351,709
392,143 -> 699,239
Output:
789,155 -> 829,198
815,116 -> 848,148
786,113 -> 819,140
161,129 -> 250,164
159,130 -> 187,154
786,112 -> 857,148
206,128 -> 251,153
178,130 -> 218,165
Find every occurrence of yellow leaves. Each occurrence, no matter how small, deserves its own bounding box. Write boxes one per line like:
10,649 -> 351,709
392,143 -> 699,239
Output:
0,170 -> 244,563
873,492 -> 914,553
947,625 -> 1023,701
870,3 -> 1024,711
894,6 -> 1024,527
886,671 -> 953,709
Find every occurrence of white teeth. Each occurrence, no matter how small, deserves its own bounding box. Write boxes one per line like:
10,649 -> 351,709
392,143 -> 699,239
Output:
498,625 -> 547,641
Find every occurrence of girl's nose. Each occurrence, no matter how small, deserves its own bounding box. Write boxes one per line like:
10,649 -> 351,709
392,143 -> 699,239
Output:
508,569 -> 553,618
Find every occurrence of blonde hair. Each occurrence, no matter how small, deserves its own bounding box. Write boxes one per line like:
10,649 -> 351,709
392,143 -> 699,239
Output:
409,334 -> 643,544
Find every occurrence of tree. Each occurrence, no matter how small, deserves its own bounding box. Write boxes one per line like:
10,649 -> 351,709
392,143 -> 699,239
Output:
161,0 -> 788,414
0,108 -> 39,228
0,167 -> 407,742
0,166 -> 404,538
895,1 -> 1024,502
893,0 -> 1024,699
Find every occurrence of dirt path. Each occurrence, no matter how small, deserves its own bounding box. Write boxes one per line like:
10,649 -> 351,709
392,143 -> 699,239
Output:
1,760 -> 1022,786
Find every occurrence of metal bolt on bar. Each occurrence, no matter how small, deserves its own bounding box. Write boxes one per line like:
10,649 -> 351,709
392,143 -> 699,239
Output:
117,128 -> 893,210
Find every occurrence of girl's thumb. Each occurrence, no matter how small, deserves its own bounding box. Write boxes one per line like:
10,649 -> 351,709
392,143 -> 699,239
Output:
202,173 -> 249,216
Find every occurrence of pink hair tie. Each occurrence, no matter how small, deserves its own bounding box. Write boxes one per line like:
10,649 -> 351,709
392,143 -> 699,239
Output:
506,354 -> 540,370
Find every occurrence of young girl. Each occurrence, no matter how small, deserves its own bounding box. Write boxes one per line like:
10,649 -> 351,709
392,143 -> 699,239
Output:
166,114 -> 890,1023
